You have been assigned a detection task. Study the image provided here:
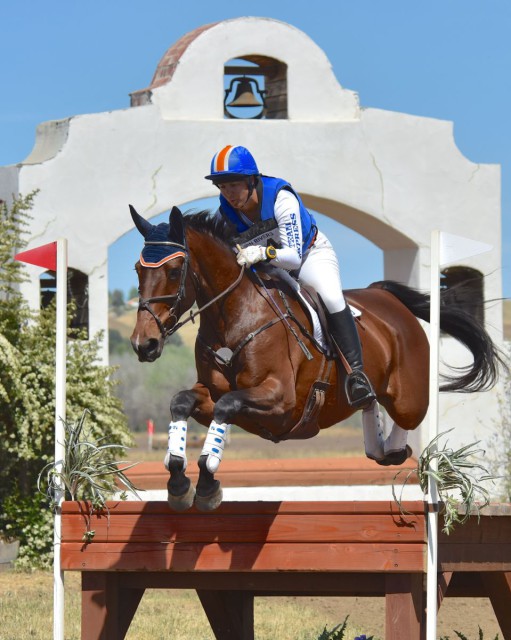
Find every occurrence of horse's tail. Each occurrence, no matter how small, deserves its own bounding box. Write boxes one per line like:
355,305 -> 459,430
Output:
369,279 -> 505,393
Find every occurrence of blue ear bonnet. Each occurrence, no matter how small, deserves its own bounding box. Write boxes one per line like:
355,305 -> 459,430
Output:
140,223 -> 186,267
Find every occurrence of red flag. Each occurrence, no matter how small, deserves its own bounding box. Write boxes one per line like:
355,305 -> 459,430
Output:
14,241 -> 57,271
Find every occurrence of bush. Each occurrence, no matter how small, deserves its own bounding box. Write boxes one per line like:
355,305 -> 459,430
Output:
0,194 -> 132,567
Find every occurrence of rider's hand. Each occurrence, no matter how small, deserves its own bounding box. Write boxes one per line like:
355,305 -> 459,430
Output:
236,245 -> 267,267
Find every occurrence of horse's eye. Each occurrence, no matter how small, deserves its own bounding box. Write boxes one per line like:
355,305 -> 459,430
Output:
167,268 -> 181,281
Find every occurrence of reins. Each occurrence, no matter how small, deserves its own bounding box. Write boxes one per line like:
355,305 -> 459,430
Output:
165,265 -> 245,338
138,237 -> 316,367
137,238 -> 246,340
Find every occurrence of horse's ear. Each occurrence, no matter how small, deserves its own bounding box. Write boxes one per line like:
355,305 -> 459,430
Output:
168,206 -> 185,243
129,204 -> 154,239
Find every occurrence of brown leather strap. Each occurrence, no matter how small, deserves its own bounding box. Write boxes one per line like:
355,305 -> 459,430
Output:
276,357 -> 334,441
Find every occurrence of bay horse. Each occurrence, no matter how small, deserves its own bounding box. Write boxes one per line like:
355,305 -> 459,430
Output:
129,205 -> 502,511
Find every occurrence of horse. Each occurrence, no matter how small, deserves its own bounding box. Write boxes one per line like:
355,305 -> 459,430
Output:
129,205 -> 502,511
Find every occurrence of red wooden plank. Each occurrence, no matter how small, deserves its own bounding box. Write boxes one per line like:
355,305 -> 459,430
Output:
439,516 -> 511,544
125,456 -> 419,489
439,543 -> 511,571
61,499 -> 426,516
61,541 -> 426,572
61,513 -> 425,544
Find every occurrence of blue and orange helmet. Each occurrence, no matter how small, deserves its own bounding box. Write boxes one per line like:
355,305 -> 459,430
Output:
205,145 -> 260,183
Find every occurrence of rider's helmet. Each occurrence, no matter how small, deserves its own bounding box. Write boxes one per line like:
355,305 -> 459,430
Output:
205,145 -> 260,183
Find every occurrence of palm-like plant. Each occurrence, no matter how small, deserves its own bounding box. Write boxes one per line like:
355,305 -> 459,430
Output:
393,430 -> 497,534
38,410 -> 141,539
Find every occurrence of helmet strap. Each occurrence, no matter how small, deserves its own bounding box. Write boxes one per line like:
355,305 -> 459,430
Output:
244,176 -> 259,206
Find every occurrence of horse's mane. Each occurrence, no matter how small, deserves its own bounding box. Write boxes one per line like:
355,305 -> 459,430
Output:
182,210 -> 234,247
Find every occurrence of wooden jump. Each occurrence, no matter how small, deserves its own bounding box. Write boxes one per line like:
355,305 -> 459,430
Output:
61,499 -> 511,640
124,456 -> 420,489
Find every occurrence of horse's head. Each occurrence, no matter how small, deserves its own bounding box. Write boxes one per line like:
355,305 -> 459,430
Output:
129,205 -> 195,362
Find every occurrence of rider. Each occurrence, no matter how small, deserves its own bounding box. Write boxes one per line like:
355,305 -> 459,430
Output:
205,144 -> 375,410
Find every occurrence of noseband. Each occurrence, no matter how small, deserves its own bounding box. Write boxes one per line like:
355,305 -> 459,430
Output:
137,239 -> 245,341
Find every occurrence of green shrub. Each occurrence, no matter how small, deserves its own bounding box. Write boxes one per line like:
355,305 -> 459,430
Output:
0,194 -> 132,567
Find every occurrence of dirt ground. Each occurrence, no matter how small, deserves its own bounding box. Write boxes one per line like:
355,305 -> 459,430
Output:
129,424 -> 505,637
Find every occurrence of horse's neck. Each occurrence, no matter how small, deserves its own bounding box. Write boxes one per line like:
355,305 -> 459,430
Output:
188,231 -> 249,334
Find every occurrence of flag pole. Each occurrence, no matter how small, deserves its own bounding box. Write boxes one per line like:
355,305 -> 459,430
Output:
426,229 -> 441,638
53,237 -> 67,640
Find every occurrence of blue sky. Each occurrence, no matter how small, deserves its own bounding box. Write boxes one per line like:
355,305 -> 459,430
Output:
1,1 -> 510,297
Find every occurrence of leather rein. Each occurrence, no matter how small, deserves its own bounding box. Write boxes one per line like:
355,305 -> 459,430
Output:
137,239 -> 245,341
137,240 -> 317,373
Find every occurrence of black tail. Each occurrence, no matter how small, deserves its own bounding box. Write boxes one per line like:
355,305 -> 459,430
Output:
369,280 -> 505,393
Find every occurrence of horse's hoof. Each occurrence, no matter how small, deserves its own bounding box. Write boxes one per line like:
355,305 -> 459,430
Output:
167,482 -> 196,512
375,445 -> 413,466
195,485 -> 223,512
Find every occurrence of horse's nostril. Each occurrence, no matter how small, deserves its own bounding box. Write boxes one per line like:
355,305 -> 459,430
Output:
135,338 -> 162,362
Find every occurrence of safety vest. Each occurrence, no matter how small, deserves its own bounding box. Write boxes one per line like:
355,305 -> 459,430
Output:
219,176 -> 317,253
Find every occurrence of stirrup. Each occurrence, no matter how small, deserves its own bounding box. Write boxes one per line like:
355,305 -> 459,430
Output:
345,370 -> 376,410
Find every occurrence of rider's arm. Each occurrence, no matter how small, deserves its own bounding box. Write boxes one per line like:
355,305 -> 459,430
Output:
272,189 -> 303,270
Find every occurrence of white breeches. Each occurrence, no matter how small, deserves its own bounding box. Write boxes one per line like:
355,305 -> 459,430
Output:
297,231 -> 346,313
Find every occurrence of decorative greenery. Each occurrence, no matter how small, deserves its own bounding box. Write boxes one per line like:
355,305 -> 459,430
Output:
315,617 -> 350,640
0,193 -> 133,567
393,430 -> 497,534
38,410 -> 141,542
440,627 -> 499,640
38,410 -> 140,507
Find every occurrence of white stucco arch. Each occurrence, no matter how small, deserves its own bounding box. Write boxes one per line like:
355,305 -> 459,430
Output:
0,17 -> 503,457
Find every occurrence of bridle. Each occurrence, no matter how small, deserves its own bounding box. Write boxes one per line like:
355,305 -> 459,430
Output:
137,238 -> 245,341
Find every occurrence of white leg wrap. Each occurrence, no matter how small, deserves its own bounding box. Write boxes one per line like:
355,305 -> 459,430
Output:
362,400 -> 385,461
384,422 -> 409,456
201,421 -> 231,474
164,420 -> 188,471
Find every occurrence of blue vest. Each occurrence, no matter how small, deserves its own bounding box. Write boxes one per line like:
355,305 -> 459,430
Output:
219,176 -> 317,253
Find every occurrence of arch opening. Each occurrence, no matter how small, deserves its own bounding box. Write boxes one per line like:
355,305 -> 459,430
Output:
40,267 -> 89,338
224,55 -> 287,120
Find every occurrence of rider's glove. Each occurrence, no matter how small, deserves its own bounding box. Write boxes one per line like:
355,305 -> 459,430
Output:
236,245 -> 268,267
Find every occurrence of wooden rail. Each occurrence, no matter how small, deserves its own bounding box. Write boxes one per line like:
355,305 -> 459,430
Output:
123,456 -> 420,489
61,500 -> 511,640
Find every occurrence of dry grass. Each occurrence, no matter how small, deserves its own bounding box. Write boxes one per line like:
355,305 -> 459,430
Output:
0,569 -> 502,638
0,571 -> 377,640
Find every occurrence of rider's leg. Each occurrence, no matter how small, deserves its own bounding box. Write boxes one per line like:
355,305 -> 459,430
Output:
298,232 -> 375,409
327,306 -> 375,409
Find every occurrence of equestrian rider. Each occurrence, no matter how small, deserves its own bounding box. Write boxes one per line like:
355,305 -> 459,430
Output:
205,145 -> 375,410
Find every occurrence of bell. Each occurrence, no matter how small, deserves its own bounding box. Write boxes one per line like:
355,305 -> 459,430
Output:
226,77 -> 264,108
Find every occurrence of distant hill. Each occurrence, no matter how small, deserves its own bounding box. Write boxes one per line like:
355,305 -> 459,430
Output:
504,299 -> 511,342
109,308 -> 198,349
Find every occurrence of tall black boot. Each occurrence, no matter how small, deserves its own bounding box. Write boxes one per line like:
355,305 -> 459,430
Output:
328,307 -> 375,410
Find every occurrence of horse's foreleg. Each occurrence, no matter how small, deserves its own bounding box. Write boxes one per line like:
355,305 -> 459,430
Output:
165,386 -> 213,511
195,385 -> 284,511
195,418 -> 232,512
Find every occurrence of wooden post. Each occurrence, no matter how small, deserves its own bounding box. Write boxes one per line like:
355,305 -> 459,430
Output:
385,574 -> 425,640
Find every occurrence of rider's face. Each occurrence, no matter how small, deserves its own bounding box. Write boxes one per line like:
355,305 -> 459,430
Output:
217,180 -> 251,210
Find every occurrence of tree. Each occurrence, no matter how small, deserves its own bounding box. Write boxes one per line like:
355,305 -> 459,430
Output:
0,194 -> 132,568
109,288 -> 125,315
